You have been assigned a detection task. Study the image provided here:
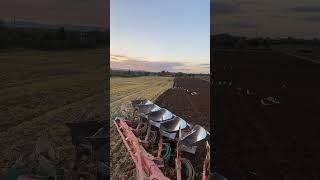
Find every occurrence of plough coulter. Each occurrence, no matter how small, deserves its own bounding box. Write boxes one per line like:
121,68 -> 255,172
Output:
113,99 -> 211,180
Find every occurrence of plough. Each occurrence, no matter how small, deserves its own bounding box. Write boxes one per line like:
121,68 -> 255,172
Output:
113,99 -> 211,180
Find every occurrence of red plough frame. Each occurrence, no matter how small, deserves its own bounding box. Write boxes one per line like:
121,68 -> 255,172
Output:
113,117 -> 170,180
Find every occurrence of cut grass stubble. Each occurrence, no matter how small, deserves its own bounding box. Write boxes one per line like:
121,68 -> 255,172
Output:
110,76 -> 173,179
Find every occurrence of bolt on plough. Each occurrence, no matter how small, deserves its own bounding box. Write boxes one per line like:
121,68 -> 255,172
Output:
113,99 -> 211,180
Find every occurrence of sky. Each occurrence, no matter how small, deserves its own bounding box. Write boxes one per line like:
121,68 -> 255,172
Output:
0,0 -> 109,28
110,0 -> 210,74
212,0 -> 320,39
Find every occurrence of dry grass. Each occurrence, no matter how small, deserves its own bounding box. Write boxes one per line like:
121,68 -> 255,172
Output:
0,48 -> 107,175
110,76 -> 173,179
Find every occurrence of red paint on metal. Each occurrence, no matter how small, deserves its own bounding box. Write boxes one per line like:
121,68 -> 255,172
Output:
113,117 -> 170,180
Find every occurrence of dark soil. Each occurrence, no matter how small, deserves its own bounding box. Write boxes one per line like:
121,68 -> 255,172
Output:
213,50 -> 320,180
155,77 -> 210,180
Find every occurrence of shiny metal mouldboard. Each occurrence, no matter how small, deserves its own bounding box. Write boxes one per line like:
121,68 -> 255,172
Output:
160,116 -> 188,132
147,108 -> 173,122
131,99 -> 153,109
137,104 -> 161,115
180,125 -> 208,147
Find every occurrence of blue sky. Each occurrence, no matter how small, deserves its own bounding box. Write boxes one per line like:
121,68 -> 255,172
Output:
111,0 -> 210,73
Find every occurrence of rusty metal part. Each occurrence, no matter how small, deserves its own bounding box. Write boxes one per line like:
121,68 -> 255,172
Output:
175,149 -> 182,180
201,141 -> 210,180
113,117 -> 170,180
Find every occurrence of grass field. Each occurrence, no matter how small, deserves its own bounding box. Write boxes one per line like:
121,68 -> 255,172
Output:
110,76 -> 174,179
0,48 -> 107,174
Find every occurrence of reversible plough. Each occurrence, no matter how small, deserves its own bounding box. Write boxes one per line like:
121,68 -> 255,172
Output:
113,99 -> 211,180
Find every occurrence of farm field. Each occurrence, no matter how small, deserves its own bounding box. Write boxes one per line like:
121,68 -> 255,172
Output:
0,48 -> 107,175
155,77 -> 210,179
213,50 -> 320,180
195,75 -> 210,82
110,76 -> 174,179
271,44 -> 320,63
110,76 -> 210,179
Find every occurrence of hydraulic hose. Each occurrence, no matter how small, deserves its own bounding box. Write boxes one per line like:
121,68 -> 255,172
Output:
161,143 -> 171,161
140,123 -> 148,134
181,158 -> 195,180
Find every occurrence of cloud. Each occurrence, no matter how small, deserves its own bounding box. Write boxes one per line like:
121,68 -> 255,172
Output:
111,54 -> 130,61
200,63 -> 210,68
111,59 -> 183,72
212,2 -> 241,15
290,6 -> 320,13
110,54 -> 209,73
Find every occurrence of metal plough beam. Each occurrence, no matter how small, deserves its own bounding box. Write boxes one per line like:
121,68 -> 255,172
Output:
113,117 -> 170,180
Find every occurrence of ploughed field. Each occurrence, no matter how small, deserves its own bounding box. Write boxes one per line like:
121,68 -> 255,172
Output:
155,77 -> 210,180
213,50 -> 320,180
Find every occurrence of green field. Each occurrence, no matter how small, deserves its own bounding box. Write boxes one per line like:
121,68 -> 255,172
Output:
0,48 -> 107,174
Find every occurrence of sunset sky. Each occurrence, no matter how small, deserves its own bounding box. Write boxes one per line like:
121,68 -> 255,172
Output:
111,0 -> 210,74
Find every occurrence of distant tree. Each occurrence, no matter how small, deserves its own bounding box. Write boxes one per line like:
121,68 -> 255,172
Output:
176,72 -> 183,77
0,24 -> 108,50
0,19 -> 4,29
144,71 -> 150,76
249,38 -> 260,47
262,39 -> 270,48
39,34 -> 53,50
159,70 -> 165,76
313,38 -> 319,47
57,27 -> 66,41
0,19 -> 8,48
56,27 -> 66,49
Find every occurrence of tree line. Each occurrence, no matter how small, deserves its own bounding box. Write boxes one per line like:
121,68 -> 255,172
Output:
212,33 -> 320,49
0,19 -> 108,50
111,69 -> 204,78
